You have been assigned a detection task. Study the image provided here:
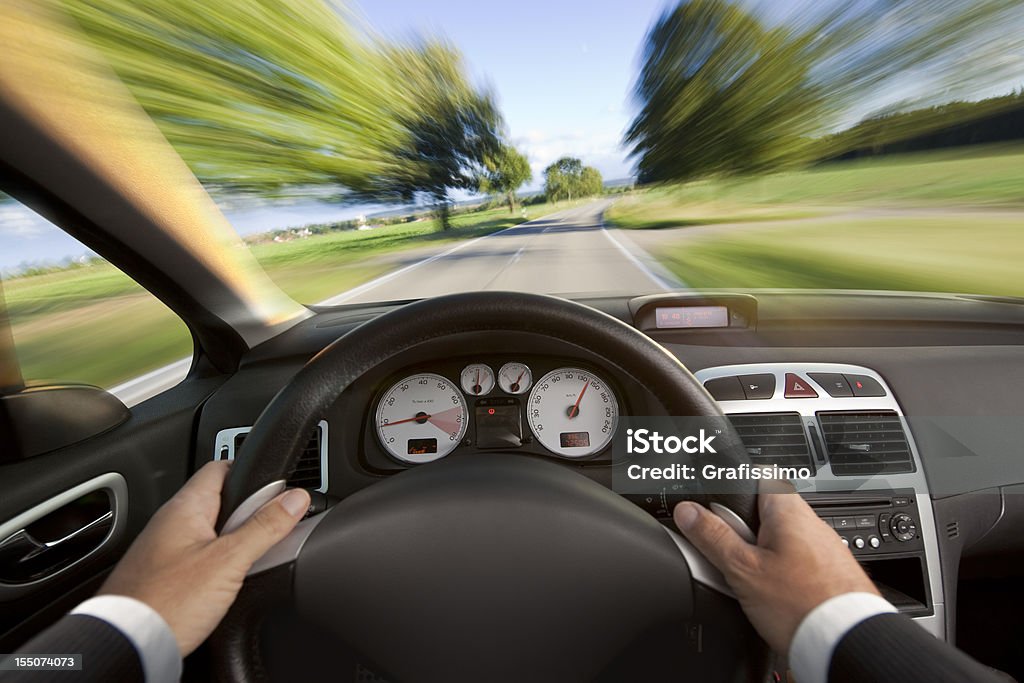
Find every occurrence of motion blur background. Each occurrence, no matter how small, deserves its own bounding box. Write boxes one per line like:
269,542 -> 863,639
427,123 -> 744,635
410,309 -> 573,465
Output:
1,0 -> 1022,393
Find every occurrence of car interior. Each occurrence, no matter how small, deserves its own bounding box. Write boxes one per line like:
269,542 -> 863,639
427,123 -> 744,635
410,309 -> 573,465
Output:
2,3 -> 1024,683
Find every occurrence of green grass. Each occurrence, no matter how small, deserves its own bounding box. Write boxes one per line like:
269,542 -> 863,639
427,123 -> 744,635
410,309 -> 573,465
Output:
5,201 -> 563,388
656,216 -> 1024,295
606,144 -> 1024,231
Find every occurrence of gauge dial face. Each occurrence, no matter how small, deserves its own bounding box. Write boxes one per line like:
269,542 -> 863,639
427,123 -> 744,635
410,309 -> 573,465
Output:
375,373 -> 468,464
527,367 -> 619,458
460,363 -> 495,396
497,362 -> 533,395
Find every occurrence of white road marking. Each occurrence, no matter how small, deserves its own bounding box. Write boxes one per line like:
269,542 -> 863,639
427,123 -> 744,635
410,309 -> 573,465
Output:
599,226 -> 678,291
316,212 -> 561,306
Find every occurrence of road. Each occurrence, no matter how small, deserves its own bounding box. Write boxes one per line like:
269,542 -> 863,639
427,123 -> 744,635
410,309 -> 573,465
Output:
110,200 -> 681,405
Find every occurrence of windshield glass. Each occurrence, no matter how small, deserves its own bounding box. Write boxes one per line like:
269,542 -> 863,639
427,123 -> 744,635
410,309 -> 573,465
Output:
4,0 -> 1024,310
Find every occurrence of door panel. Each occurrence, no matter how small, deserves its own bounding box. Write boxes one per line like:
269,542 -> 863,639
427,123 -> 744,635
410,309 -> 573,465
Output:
0,376 -> 223,650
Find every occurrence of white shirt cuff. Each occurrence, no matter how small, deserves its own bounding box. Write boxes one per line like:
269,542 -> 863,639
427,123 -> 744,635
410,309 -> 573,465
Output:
789,592 -> 897,683
72,595 -> 182,683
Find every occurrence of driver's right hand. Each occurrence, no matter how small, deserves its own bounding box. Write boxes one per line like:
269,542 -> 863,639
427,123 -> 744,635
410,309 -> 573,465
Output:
673,480 -> 878,655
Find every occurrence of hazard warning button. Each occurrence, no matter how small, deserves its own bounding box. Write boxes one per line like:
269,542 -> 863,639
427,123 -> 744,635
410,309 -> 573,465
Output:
784,373 -> 818,398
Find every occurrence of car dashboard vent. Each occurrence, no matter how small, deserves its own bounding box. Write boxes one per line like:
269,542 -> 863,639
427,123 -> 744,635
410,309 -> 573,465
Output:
727,412 -> 814,471
216,421 -> 327,491
817,411 -> 914,476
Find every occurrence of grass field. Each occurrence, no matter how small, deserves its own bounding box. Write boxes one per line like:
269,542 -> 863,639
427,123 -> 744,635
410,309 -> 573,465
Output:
607,145 -> 1024,294
5,201 -> 562,388
656,215 -> 1024,295
606,144 -> 1024,231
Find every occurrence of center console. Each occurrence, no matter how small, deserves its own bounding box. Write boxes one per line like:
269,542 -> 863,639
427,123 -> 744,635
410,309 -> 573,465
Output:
694,363 -> 944,636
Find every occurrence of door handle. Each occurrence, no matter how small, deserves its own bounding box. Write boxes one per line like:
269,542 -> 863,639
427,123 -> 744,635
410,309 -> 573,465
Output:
0,510 -> 114,583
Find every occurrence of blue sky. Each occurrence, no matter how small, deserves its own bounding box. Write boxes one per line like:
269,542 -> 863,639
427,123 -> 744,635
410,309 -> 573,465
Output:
352,0 -> 671,185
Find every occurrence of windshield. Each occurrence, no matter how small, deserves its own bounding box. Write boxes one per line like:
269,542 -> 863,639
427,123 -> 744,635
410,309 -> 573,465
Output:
3,1 -> 1024,309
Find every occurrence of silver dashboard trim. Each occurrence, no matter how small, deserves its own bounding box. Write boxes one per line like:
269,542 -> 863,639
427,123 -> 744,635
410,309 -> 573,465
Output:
247,511 -> 329,576
662,526 -> 735,598
214,420 -> 329,494
220,479 -> 287,535
694,362 -> 944,638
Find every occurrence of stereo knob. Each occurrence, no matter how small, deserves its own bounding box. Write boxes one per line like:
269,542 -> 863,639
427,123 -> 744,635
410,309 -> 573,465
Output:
890,513 -> 917,542
841,537 -> 849,548
869,535 -> 881,549
853,536 -> 866,550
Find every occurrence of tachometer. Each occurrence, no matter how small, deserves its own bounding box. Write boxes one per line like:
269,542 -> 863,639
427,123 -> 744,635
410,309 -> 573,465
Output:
376,373 -> 468,464
527,367 -> 619,458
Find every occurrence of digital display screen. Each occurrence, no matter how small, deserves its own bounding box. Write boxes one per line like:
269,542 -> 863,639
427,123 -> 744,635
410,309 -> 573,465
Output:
559,431 -> 591,448
655,305 -> 730,329
475,401 -> 523,448
407,438 -> 437,455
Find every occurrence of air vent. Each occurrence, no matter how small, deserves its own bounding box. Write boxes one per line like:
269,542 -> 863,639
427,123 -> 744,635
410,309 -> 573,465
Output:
817,411 -> 914,476
946,521 -> 960,540
215,421 -> 327,491
727,412 -> 814,471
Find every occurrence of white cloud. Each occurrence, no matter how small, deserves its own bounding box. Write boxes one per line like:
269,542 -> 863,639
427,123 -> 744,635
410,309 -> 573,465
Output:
0,202 -> 57,239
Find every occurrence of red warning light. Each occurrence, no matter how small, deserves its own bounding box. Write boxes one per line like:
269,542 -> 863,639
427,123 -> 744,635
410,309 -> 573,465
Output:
855,381 -> 864,389
487,408 -> 496,415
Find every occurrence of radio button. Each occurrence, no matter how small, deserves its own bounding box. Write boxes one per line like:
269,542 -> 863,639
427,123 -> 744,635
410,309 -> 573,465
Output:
852,536 -> 866,549
869,536 -> 881,549
856,515 -> 876,528
834,516 -> 856,530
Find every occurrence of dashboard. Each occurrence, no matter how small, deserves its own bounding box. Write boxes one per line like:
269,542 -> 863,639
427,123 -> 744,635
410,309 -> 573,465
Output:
196,288 -> 1024,650
367,357 -> 621,467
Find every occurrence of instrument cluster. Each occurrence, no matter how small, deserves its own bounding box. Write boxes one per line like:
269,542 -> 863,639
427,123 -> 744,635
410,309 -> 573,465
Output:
371,358 -> 621,466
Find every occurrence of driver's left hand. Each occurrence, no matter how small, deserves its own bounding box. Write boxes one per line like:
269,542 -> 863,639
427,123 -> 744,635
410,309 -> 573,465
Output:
100,461 -> 310,656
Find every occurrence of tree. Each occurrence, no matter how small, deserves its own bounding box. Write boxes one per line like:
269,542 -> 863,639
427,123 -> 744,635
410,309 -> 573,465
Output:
579,166 -> 604,197
357,43 -> 502,230
626,0 -> 1023,184
479,145 -> 532,213
543,157 -> 603,202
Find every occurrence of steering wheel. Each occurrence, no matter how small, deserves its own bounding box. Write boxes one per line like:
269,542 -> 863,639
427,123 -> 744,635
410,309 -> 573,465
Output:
210,292 -> 768,682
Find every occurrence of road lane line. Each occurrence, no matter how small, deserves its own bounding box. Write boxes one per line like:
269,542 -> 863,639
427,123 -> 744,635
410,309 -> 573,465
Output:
599,220 -> 682,291
316,211 -> 565,306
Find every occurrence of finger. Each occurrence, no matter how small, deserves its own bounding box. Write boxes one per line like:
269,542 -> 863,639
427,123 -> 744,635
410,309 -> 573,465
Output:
757,477 -> 798,521
222,488 -> 310,568
179,460 -> 232,498
673,502 -> 758,578
172,460 -> 232,525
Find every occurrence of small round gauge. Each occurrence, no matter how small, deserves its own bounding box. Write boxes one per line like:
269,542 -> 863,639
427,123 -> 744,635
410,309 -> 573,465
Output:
497,362 -> 533,395
460,363 -> 495,396
527,367 -> 619,458
375,373 -> 468,464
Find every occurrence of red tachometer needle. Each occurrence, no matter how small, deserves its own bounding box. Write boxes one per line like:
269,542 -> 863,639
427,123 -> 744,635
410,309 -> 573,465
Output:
568,381 -> 590,419
382,413 -> 431,427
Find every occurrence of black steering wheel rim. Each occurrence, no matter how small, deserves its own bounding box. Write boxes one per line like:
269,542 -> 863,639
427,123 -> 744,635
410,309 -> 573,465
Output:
216,291 -> 758,533
211,292 -> 766,681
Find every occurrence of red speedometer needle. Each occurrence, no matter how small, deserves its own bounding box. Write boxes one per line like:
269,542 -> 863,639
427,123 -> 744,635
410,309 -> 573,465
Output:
568,381 -> 590,419
382,413 -> 430,427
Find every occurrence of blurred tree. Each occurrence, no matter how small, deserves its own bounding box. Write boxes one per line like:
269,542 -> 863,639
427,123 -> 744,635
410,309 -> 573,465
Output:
626,0 -> 821,184
544,157 -> 604,201
627,0 -> 1023,184
579,167 -> 604,198
364,43 -> 501,229
62,0 -> 502,223
479,144 -> 532,213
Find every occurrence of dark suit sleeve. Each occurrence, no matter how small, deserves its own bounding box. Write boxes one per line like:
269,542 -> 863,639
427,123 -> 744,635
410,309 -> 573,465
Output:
829,613 -> 1014,683
0,614 -> 143,682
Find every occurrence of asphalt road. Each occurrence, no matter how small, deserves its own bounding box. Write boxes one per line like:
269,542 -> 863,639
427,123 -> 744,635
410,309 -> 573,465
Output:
320,200 -> 680,305
110,200 -> 680,405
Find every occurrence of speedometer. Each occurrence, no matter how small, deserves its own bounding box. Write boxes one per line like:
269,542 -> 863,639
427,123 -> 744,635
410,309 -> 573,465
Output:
527,367 -> 619,458
376,373 -> 468,464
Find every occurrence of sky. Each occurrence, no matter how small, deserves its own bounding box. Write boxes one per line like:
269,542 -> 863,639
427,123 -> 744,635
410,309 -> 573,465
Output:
352,0 -> 671,186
